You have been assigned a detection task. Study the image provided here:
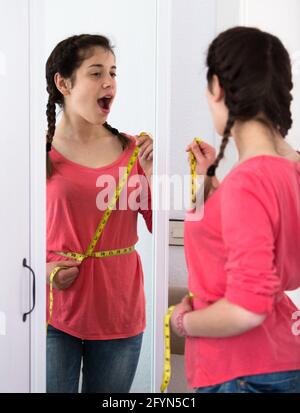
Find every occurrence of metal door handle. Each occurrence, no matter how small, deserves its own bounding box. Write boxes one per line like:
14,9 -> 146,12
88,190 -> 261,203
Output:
22,258 -> 36,322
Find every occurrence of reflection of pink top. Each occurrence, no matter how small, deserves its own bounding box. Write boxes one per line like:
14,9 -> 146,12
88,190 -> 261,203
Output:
47,136 -> 152,339
184,155 -> 300,388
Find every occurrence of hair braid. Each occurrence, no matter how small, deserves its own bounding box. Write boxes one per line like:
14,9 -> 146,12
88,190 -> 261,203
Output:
204,115 -> 235,201
46,92 -> 57,178
103,122 -> 129,150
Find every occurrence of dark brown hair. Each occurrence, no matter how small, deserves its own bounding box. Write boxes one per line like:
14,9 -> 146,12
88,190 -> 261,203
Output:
204,26 -> 293,201
45,34 -> 130,178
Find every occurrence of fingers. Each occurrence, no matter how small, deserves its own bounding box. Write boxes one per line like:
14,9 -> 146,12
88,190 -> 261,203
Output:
60,267 -> 79,284
146,152 -> 153,161
181,295 -> 191,304
134,133 -> 153,160
60,260 -> 81,266
135,135 -> 147,145
186,141 -> 203,155
181,295 -> 192,309
138,142 -> 152,157
186,142 -> 205,164
60,278 -> 77,290
198,142 -> 216,157
139,132 -> 153,139
140,145 -> 153,161
185,140 -> 214,152
192,142 -> 206,161
135,132 -> 154,161
135,133 -> 152,146
54,265 -> 80,290
186,140 -> 216,167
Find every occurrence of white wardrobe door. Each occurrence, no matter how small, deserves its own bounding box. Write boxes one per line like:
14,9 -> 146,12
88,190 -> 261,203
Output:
0,0 -> 30,392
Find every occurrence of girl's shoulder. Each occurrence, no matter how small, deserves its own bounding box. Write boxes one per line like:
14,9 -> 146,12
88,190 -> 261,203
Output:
226,154 -> 300,180
220,154 -> 300,203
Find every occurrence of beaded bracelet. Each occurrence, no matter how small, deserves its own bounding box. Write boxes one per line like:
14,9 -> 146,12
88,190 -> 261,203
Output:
175,310 -> 190,337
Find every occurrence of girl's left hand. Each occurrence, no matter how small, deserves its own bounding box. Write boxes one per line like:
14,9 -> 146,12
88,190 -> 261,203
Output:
135,133 -> 153,176
170,295 -> 193,337
185,139 -> 216,176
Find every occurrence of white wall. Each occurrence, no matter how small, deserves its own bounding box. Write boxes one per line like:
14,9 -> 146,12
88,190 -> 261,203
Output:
169,0 -> 217,220
240,0 -> 300,150
30,0 -> 156,393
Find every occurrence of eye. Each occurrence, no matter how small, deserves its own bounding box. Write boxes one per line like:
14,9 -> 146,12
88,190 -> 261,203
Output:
92,73 -> 102,77
110,73 -> 117,78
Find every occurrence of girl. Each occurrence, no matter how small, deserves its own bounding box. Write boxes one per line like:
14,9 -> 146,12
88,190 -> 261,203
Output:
45,34 -> 153,393
171,27 -> 300,393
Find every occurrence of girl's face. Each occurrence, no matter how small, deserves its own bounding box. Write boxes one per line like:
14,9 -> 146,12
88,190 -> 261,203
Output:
58,47 -> 117,125
206,75 -> 229,137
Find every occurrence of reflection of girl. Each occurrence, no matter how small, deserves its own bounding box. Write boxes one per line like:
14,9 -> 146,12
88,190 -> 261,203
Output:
171,27 -> 300,393
45,34 -> 153,393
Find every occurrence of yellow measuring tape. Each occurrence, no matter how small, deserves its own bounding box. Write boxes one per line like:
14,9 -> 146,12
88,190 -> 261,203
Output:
189,137 -> 201,205
160,292 -> 195,393
47,133 -> 148,331
160,138 -> 201,392
160,306 -> 175,393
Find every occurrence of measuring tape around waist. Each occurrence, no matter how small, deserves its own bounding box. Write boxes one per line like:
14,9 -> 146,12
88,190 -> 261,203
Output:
47,140 -> 143,332
52,245 -> 136,261
47,245 -> 137,331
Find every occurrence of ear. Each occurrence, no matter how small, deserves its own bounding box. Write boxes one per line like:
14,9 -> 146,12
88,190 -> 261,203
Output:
210,74 -> 224,103
54,72 -> 72,96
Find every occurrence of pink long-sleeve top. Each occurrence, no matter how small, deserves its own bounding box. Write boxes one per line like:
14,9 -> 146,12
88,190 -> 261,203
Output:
184,155 -> 300,388
46,135 -> 152,340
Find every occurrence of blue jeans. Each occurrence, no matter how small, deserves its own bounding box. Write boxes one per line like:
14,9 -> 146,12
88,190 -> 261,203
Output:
46,325 -> 143,393
195,370 -> 300,393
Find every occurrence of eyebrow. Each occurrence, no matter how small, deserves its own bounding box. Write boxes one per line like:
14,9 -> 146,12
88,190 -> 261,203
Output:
87,64 -> 117,69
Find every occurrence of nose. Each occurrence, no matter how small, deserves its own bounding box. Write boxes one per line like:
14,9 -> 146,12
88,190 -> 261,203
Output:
102,81 -> 111,89
102,73 -> 113,89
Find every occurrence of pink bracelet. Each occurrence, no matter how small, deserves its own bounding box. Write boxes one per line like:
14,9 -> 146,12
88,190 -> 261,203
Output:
175,310 -> 190,337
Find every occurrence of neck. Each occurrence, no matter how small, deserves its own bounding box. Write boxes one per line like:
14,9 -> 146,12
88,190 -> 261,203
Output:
55,111 -> 109,145
232,120 -> 290,163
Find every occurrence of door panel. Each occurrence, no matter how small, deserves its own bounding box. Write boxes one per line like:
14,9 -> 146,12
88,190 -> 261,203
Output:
0,0 -> 30,393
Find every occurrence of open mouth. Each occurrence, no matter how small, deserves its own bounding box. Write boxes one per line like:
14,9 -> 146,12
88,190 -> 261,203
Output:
97,96 -> 113,112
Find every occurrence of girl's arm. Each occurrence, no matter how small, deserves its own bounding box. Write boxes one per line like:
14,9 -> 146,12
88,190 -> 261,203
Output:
183,298 -> 267,338
172,169 -> 278,339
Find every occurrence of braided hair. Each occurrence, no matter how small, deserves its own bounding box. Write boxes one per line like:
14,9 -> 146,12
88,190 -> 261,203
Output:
45,34 -> 130,178
204,27 -> 293,201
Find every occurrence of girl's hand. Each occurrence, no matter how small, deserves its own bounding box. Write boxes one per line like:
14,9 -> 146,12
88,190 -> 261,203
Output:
186,139 -> 216,176
135,133 -> 153,176
170,295 -> 193,337
46,260 -> 81,290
